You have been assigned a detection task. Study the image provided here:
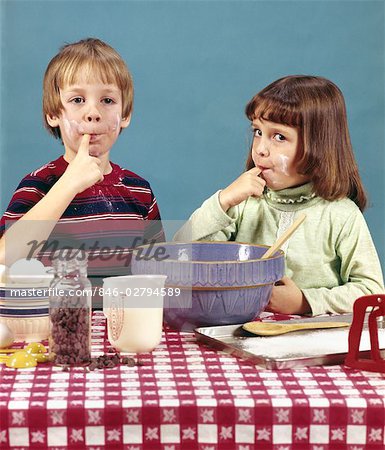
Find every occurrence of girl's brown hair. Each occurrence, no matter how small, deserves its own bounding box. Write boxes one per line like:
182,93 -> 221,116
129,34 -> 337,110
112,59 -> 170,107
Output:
43,38 -> 134,139
245,75 -> 367,210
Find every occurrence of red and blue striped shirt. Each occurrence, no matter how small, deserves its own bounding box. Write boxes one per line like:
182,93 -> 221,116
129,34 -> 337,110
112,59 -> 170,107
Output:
1,156 -> 164,275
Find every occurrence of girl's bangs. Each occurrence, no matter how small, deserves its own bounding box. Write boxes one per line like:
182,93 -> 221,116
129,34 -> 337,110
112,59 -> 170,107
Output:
246,96 -> 302,128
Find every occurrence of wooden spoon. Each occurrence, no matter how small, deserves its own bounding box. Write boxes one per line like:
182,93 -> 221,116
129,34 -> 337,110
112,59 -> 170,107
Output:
261,213 -> 306,259
243,321 -> 350,336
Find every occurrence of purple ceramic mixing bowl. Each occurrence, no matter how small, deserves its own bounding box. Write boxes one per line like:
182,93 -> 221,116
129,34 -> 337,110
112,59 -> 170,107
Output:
131,242 -> 285,331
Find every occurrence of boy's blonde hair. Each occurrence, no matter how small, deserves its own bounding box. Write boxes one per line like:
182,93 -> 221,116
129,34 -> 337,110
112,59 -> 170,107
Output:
43,38 -> 133,139
245,75 -> 367,211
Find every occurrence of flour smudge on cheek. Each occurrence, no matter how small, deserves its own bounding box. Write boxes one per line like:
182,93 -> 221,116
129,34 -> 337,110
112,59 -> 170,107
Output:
265,154 -> 291,187
276,154 -> 290,176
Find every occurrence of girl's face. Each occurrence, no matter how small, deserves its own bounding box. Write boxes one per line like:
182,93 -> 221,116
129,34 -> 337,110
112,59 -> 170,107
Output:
46,70 -> 130,160
251,118 -> 310,190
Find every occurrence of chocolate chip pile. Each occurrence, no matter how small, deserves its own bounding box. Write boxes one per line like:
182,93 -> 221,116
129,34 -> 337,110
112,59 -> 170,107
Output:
50,296 -> 91,366
60,352 -> 137,371
87,353 -> 136,371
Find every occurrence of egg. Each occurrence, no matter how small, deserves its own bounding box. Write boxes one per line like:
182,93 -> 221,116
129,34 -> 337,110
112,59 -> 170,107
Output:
0,323 -> 15,348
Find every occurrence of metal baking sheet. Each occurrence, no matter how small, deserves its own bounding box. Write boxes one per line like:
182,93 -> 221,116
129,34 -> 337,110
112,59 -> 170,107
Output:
195,314 -> 385,369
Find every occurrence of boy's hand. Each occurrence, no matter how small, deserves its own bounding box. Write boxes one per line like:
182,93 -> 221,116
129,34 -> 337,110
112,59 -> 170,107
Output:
62,134 -> 104,194
219,167 -> 266,212
265,276 -> 311,315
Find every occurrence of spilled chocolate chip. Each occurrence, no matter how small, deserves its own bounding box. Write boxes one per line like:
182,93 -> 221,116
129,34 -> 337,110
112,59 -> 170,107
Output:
122,356 -> 136,367
83,353 -> 136,371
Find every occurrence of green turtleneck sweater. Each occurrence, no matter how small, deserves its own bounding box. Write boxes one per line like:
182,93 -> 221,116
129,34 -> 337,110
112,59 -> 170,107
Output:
174,183 -> 384,315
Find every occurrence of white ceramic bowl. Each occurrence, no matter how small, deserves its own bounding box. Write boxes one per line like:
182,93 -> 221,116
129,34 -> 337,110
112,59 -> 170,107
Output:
0,285 -> 50,342
0,316 -> 49,342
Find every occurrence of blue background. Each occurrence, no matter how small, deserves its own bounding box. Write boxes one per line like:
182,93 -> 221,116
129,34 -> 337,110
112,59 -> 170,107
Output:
1,0 -> 384,268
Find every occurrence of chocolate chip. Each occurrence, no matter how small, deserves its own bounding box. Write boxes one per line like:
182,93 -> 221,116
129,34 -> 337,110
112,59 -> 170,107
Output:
125,357 -> 136,367
88,361 -> 98,371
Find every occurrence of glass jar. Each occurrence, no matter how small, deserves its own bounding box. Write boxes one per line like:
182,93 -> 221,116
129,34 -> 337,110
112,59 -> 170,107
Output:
49,250 -> 92,366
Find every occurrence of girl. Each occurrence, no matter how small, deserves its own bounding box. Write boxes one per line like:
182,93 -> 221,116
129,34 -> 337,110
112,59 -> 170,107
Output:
175,75 -> 384,316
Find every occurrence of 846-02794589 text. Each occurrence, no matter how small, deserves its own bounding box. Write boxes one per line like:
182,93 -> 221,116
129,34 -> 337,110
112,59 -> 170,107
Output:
88,286 -> 181,297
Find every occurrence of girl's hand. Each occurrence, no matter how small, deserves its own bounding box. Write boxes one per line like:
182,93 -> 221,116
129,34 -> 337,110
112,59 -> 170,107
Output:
61,134 -> 104,194
219,167 -> 266,211
266,276 -> 311,315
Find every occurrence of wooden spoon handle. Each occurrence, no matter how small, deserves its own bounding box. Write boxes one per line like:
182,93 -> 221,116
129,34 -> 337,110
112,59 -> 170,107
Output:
286,322 -> 350,332
261,213 -> 306,259
243,321 -> 350,336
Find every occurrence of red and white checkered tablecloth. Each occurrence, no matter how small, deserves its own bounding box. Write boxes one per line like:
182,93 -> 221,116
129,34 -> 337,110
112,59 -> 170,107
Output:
1,311 -> 385,449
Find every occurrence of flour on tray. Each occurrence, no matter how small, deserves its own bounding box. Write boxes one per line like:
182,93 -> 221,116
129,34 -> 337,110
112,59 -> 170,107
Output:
240,327 -> 385,360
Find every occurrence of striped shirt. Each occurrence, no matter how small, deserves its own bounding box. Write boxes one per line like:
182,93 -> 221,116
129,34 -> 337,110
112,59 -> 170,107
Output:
1,156 -> 164,275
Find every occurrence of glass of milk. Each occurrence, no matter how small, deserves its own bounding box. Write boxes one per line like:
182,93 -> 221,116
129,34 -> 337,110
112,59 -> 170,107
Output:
103,275 -> 167,359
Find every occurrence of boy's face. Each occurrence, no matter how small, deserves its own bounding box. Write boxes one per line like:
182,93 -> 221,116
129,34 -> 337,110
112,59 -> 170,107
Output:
47,72 -> 130,159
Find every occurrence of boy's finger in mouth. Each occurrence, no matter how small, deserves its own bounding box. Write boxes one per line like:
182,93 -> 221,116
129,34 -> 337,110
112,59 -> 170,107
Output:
89,134 -> 102,143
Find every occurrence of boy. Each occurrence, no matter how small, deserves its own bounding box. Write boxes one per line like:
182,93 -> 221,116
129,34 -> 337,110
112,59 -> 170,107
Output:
0,38 -> 164,274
